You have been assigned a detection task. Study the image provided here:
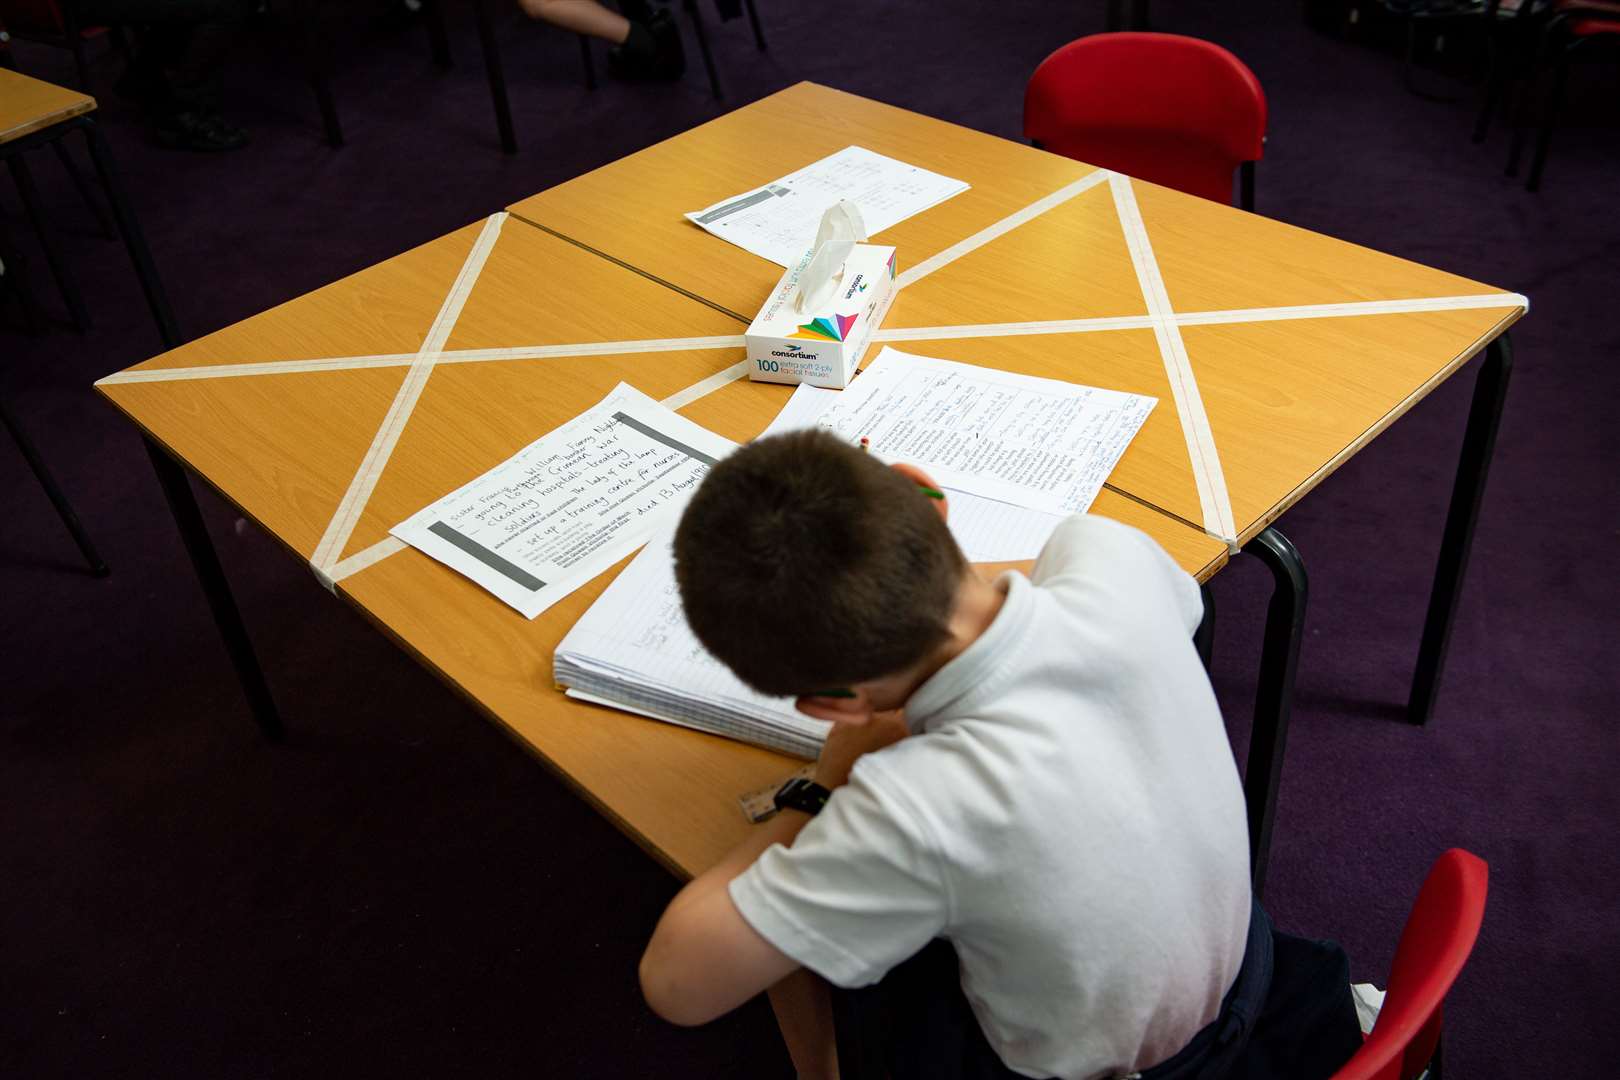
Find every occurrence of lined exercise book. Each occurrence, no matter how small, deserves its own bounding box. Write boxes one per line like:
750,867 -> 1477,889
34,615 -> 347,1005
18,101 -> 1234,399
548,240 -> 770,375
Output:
553,530 -> 829,760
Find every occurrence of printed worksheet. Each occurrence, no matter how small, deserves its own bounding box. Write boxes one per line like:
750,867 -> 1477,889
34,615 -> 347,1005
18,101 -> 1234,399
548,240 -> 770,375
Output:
764,347 -> 1157,557
393,383 -> 733,619
685,146 -> 970,267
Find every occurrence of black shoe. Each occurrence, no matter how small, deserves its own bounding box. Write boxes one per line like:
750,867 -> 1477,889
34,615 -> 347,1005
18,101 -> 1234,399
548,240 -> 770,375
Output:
608,9 -> 684,81
152,110 -> 250,152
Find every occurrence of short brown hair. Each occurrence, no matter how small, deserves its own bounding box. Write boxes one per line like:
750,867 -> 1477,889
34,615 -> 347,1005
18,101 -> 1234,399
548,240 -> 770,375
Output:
674,429 -> 966,697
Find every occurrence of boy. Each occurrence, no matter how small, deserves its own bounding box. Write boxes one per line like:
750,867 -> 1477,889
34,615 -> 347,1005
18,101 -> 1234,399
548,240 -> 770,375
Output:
638,429 -> 1265,1078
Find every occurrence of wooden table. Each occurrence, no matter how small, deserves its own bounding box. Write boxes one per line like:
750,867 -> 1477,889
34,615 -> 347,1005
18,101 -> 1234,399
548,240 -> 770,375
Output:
511,83 -> 1525,891
96,217 -> 1227,878
0,67 -> 177,346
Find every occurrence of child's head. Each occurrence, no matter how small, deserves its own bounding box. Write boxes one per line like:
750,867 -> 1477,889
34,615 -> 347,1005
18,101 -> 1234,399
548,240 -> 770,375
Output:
675,429 -> 966,699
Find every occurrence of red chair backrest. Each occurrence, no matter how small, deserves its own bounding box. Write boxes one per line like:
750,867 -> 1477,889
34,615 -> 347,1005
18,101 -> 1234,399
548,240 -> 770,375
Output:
1024,32 -> 1267,206
1331,849 -> 1489,1080
0,0 -> 68,37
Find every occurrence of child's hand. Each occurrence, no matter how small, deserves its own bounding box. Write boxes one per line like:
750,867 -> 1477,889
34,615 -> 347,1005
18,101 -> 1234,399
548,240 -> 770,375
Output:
813,709 -> 909,790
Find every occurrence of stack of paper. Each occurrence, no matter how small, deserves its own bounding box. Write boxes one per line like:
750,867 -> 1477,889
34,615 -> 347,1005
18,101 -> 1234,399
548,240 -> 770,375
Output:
554,532 -> 829,759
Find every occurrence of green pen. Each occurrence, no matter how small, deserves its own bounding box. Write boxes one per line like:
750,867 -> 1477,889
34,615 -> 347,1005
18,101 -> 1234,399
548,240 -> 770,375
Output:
916,485 -> 945,500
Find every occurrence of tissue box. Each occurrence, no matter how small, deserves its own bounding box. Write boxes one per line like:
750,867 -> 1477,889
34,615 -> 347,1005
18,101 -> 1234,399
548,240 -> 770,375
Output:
745,244 -> 898,389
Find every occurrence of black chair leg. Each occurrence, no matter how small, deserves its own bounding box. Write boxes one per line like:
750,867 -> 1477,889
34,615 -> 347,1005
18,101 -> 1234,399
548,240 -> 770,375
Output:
144,437 -> 283,741
79,118 -> 181,349
1407,334 -> 1512,726
1239,160 -> 1255,212
1195,582 -> 1216,672
296,7 -> 344,148
71,39 -> 91,90
1525,42 -> 1573,192
682,0 -> 723,99
1242,526 -> 1307,901
474,0 -> 517,153
830,985 -> 885,1080
743,0 -> 767,50
1,394 -> 109,576
0,199 -> 48,333
579,33 -> 597,90
423,0 -> 451,68
7,152 -> 91,332
51,139 -> 115,238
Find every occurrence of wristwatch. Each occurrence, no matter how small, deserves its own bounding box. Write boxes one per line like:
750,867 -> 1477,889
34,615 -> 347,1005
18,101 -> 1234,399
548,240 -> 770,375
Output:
773,776 -> 832,816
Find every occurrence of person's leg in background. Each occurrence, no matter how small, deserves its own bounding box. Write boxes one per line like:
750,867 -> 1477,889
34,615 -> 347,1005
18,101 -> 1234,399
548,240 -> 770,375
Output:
516,0 -> 683,80
71,0 -> 252,151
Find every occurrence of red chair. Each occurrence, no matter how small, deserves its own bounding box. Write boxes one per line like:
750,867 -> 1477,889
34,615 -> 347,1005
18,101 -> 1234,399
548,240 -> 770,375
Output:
1505,0 -> 1620,191
1024,32 -> 1267,209
1332,849 -> 1490,1080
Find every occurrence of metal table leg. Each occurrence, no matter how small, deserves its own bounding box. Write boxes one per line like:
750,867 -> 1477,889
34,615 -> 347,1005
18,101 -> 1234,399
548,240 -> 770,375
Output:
144,437 -> 283,741
1243,526 -> 1307,900
76,117 -> 182,350
474,0 -> 518,154
2,394 -> 109,577
1194,581 -> 1216,672
1407,334 -> 1513,725
6,152 -> 90,331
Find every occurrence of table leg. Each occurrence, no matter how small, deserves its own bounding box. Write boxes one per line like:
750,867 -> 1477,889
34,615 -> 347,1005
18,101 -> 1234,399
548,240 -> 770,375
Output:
6,152 -> 91,332
1243,526 -> 1306,900
144,437 -> 283,741
2,394 -> 109,577
474,0 -> 518,154
1195,581 -> 1216,672
77,118 -> 182,350
682,0 -> 723,99
1407,333 -> 1513,726
0,208 -> 48,333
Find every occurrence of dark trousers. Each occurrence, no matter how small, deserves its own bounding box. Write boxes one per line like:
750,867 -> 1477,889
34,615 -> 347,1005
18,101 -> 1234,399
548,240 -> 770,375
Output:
878,901 -> 1363,1080
69,0 -> 252,110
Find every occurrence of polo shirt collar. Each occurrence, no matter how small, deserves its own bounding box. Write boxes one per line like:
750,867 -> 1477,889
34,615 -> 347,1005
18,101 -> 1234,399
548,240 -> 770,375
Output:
904,571 -> 1035,735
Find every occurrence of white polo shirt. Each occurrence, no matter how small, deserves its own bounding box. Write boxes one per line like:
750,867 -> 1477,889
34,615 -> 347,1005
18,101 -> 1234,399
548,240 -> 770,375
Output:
729,515 -> 1252,1080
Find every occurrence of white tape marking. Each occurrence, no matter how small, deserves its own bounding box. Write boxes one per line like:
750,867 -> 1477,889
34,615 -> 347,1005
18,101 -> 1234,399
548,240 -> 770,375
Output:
876,314 -> 1156,341
310,212 -> 506,572
1111,174 -> 1238,547
895,169 -> 1110,290
328,536 -> 409,584
660,360 -> 750,411
1175,292 -> 1529,326
96,335 -> 749,385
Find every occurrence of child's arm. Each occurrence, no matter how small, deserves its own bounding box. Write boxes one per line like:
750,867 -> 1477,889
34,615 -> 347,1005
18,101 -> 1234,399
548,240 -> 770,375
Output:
639,710 -> 909,1026
639,809 -> 813,1025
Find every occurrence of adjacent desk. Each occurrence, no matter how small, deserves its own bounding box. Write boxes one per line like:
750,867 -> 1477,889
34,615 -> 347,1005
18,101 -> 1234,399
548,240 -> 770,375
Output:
96,218 -> 1226,878
0,68 -> 177,347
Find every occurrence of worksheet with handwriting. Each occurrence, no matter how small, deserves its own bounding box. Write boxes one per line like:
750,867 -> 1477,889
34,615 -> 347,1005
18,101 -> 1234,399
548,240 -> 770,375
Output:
393,383 -> 733,619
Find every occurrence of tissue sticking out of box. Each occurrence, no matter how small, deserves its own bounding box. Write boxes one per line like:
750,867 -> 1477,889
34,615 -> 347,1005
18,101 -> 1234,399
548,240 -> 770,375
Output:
746,202 -> 898,390
795,201 -> 868,314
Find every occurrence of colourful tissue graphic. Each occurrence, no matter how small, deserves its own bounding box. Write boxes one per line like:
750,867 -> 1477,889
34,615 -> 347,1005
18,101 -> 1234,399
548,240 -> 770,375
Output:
886,251 -> 897,278
790,312 -> 860,342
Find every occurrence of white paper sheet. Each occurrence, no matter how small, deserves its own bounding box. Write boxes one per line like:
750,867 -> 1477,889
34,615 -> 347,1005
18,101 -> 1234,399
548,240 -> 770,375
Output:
760,347 -> 1157,561
685,146 -> 970,267
392,383 -> 734,619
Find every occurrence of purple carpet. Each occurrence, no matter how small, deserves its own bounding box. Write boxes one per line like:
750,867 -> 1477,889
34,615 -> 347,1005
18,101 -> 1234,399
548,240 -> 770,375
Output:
3,1 -> 1617,1076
